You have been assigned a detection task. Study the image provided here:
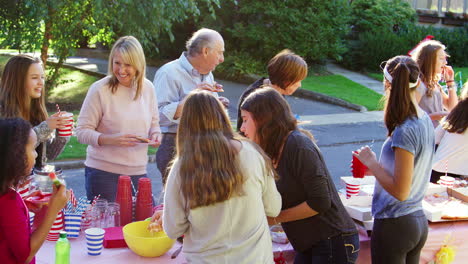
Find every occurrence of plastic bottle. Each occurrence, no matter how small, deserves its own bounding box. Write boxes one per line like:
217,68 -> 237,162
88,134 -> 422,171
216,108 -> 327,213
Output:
55,231 -> 70,264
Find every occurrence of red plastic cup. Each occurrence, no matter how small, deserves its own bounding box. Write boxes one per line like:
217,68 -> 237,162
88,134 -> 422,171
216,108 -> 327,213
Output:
352,151 -> 367,178
135,178 -> 153,221
116,176 -> 133,226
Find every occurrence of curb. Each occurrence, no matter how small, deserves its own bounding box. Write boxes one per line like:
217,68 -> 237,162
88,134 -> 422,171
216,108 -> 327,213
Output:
293,89 -> 367,112
51,155 -> 156,170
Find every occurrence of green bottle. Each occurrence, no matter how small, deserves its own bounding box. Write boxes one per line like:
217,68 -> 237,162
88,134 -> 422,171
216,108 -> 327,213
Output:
55,231 -> 70,264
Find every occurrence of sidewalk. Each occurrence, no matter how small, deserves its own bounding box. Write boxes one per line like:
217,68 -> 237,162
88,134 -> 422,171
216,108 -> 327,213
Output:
326,62 -> 384,95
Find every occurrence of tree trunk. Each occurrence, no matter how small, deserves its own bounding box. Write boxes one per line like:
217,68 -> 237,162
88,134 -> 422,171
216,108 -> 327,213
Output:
40,4 -> 54,67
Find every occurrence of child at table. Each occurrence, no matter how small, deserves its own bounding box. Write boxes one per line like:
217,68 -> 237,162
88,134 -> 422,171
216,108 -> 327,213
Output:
0,118 -> 68,264
354,56 -> 434,264
149,91 -> 281,263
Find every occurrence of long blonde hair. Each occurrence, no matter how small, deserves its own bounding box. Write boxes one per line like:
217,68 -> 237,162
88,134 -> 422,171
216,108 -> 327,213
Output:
412,40 -> 446,97
0,55 -> 48,125
175,91 -> 269,209
107,36 -> 146,100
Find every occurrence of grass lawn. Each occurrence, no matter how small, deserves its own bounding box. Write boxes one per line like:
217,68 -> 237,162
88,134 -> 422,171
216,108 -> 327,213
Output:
55,136 -> 158,160
301,75 -> 384,111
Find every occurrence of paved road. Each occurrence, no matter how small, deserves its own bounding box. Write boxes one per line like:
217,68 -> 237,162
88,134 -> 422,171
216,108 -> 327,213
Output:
63,118 -> 387,200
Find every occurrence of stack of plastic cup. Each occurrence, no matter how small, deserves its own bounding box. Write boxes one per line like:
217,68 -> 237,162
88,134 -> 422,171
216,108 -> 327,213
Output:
64,212 -> 82,238
46,210 -> 64,241
346,180 -> 361,199
29,211 -> 35,230
135,178 -> 154,221
116,176 -> 133,226
85,228 -> 105,256
351,151 -> 367,178
439,176 -> 455,188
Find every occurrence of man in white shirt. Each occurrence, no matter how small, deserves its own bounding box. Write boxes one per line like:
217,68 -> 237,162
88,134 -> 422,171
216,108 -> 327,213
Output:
153,28 -> 228,183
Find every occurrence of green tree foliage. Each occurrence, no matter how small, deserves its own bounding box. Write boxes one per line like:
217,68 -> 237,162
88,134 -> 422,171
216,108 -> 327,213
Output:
348,0 -> 416,34
198,0 -> 351,64
342,0 -> 418,70
0,0 -> 220,89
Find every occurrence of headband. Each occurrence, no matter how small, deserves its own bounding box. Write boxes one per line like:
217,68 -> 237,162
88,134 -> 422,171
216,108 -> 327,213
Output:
383,66 -> 419,88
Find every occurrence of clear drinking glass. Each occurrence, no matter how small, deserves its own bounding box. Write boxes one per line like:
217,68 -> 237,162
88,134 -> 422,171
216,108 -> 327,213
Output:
106,202 -> 120,227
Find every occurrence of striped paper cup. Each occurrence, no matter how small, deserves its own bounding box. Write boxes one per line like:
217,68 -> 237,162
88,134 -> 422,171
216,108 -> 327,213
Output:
46,211 -> 64,241
64,213 -> 82,238
85,228 -> 105,256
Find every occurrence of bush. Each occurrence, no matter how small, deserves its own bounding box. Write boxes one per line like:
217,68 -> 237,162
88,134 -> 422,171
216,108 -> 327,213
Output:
342,24 -> 468,71
348,0 -> 416,34
193,0 -> 351,64
214,51 -> 266,83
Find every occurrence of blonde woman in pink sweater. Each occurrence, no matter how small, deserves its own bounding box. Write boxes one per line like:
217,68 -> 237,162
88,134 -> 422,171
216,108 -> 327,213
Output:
76,36 -> 161,202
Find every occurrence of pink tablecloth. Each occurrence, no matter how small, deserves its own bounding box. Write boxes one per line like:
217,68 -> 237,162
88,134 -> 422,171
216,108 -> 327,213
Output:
36,221 -> 468,263
36,236 -> 294,263
357,220 -> 468,264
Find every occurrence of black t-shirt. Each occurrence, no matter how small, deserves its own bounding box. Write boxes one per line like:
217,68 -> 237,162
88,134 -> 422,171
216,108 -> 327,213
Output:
276,130 -> 357,252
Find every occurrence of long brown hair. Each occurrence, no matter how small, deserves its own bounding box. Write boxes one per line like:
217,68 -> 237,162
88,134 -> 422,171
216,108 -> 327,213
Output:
241,87 -> 298,164
0,55 -> 48,125
175,91 -> 245,209
383,56 -> 420,136
412,40 -> 446,97
268,49 -> 308,89
107,36 -> 146,100
441,85 -> 468,134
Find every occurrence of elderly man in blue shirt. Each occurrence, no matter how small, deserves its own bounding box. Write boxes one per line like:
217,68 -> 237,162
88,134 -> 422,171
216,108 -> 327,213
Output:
153,28 -> 228,184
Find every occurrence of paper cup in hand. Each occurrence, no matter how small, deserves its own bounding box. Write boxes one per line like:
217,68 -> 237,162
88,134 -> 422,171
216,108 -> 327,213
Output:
85,228 -> 105,256
57,113 -> 74,137
351,151 -> 367,178
346,180 -> 361,199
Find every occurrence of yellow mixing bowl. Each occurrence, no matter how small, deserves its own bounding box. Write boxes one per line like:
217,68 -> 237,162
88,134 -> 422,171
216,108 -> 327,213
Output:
123,221 -> 176,257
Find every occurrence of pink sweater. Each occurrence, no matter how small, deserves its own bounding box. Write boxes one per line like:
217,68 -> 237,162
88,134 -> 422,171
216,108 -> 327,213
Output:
0,189 -> 34,264
76,76 -> 160,175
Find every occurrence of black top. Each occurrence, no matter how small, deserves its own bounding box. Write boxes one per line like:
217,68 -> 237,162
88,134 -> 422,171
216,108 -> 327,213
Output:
236,77 -> 266,132
276,130 -> 357,252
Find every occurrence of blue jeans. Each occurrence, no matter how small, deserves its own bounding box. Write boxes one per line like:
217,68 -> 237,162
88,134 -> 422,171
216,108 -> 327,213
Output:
294,232 -> 360,264
85,166 -> 147,202
155,133 -> 176,185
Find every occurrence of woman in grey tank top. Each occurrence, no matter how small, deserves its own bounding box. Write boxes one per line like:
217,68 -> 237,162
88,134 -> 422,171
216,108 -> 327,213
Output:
411,40 -> 459,127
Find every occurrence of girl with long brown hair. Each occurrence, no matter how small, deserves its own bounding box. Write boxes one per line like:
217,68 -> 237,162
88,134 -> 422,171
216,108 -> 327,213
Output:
354,55 -> 434,263
412,40 -> 459,127
240,87 -> 358,264
150,90 -> 281,263
0,55 -> 71,169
